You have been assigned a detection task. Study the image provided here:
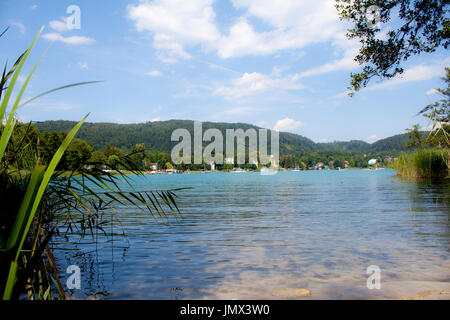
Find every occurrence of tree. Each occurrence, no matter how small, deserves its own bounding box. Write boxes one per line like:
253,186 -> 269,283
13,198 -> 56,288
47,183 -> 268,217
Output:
149,152 -> 171,170
405,67 -> 450,149
89,150 -> 107,167
334,158 -> 344,168
405,124 -> 425,148
299,161 -> 307,170
107,154 -> 120,168
336,0 -> 449,94
419,67 -> 450,148
165,162 -> 173,170
40,133 -> 94,170
39,131 -> 67,168
104,143 -> 124,158
65,138 -> 94,170
129,143 -> 147,170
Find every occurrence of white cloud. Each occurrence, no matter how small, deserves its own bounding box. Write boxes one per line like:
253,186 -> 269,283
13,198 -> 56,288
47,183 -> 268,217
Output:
365,62 -> 448,92
213,72 -> 303,100
256,121 -> 267,128
42,33 -> 94,45
201,60 -> 241,75
146,70 -> 162,77
272,66 -> 283,77
295,29 -> 360,78
30,5 -> 38,10
127,0 -> 219,62
298,47 -> 358,78
150,117 -> 161,122
10,21 -> 26,34
217,20 -> 286,58
334,90 -> 352,99
218,0 -> 343,58
78,61 -> 88,69
126,0 -> 355,67
273,117 -> 303,132
221,106 -> 260,116
27,101 -> 76,111
231,0 -> 338,32
209,106 -> 268,121
49,18 -> 70,32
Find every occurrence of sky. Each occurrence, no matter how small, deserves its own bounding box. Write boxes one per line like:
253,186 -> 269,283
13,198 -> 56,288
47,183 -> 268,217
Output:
1,0 -> 448,143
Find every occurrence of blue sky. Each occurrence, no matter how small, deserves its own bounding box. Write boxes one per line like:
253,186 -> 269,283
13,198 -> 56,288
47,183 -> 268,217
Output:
1,0 -> 448,143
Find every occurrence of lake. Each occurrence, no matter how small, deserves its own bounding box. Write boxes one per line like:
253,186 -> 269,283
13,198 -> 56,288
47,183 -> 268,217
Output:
52,169 -> 450,299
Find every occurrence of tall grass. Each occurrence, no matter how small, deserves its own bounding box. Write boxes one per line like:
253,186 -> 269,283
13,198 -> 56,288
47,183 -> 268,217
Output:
391,149 -> 449,179
0,27 -> 93,299
1,28 -> 182,300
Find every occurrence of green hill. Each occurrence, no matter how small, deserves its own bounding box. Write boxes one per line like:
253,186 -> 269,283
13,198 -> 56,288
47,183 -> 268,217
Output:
316,140 -> 371,152
33,119 -> 412,155
370,133 -> 414,153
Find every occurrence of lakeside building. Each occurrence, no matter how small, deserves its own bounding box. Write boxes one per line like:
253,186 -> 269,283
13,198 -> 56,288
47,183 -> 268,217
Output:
314,162 -> 324,170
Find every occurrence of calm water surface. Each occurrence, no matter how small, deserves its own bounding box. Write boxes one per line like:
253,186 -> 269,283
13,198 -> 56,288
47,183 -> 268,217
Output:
52,169 -> 449,299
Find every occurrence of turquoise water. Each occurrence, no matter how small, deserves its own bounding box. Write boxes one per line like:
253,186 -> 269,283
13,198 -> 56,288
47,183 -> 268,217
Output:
52,169 -> 450,299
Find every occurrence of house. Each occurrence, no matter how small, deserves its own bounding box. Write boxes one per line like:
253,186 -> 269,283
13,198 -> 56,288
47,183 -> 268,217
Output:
314,162 -> 324,170
149,163 -> 158,170
344,160 -> 350,168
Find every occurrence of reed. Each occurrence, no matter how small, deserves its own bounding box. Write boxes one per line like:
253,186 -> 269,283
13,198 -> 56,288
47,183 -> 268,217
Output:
1,27 -> 181,300
0,27 -> 92,299
390,149 -> 449,179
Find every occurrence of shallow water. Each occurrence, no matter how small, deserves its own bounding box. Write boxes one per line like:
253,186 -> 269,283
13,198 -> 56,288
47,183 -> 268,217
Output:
52,169 -> 450,299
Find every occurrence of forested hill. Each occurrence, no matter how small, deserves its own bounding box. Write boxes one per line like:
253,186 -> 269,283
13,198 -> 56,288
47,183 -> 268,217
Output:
34,120 -> 317,154
316,134 -> 414,154
33,119 -> 412,155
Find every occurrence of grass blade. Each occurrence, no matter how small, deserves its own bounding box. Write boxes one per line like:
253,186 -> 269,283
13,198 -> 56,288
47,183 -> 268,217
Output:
0,26 -> 43,123
18,81 -> 103,108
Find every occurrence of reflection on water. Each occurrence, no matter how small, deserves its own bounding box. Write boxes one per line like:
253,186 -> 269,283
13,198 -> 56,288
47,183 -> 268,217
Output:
52,169 -> 449,299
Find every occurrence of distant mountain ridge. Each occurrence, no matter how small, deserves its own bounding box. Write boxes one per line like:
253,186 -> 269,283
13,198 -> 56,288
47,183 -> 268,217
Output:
33,119 -> 413,155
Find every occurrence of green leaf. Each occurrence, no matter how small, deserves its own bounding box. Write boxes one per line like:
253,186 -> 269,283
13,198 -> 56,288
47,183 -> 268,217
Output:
4,165 -> 45,252
2,261 -> 18,300
18,81 -> 103,109
14,114 -> 89,262
0,26 -> 43,124
0,43 -> 47,160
